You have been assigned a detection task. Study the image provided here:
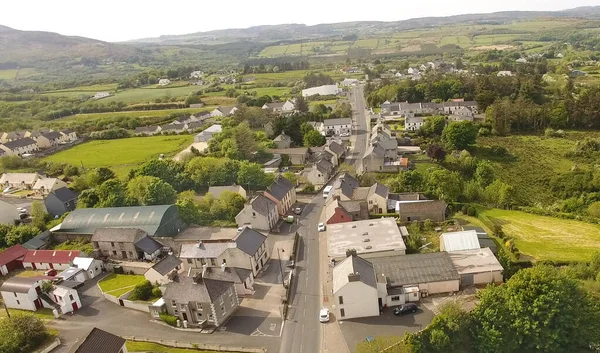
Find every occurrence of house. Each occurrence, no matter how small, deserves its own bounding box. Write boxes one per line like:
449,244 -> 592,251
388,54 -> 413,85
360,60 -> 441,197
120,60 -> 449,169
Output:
264,121 -> 275,136
370,134 -> 398,159
57,266 -> 88,283
194,124 -> 222,142
449,107 -> 475,122
264,176 -> 297,215
1,131 -> 26,143
362,143 -> 405,173
51,205 -> 184,237
462,226 -> 497,253
162,272 -> 239,328
93,92 -> 110,100
497,71 -> 513,77
22,231 -> 51,250
72,256 -> 104,280
91,228 -> 163,261
180,227 -> 270,277
0,172 -> 41,190
59,129 -> 78,142
327,218 -> 406,260
201,265 -> 255,297
26,129 -> 51,141
134,126 -> 162,136
158,78 -> 171,86
341,78 -> 359,86
397,200 -> 447,222
22,249 -> 81,270
207,185 -> 247,199
0,137 -> 39,156
45,187 -> 78,217
404,115 -> 424,131
263,155 -> 282,168
267,147 -> 309,165
449,248 -> 503,286
366,183 -> 389,214
440,230 -> 480,252
210,106 -> 237,117
305,158 -> 334,188
186,121 -> 205,132
325,140 -> 346,166
302,84 -> 341,97
37,131 -> 64,149
516,58 -> 528,63
0,277 -> 82,313
332,254 -> 379,319
161,123 -> 188,134
324,198 -> 368,224
0,200 -> 19,225
69,327 -> 128,353
33,178 -> 68,196
442,101 -> 478,115
190,71 -> 204,79
323,118 -> 352,136
235,195 -> 278,231
0,244 -> 27,275
332,173 -> 360,201
307,121 -> 324,134
144,255 -> 182,285
381,102 -> 424,116
273,132 -> 292,149
262,101 -> 295,113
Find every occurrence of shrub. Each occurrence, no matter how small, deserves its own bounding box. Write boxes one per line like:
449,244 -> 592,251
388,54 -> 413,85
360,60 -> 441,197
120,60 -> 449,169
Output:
461,205 -> 469,214
467,206 -> 477,216
423,219 -> 434,230
129,280 -> 153,301
159,313 -> 178,327
478,127 -> 491,136
490,145 -> 508,157
152,287 -> 162,298
596,271 -> 600,282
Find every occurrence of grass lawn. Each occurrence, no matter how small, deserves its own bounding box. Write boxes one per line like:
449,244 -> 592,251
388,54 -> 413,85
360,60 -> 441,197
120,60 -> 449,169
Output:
15,270 -> 47,278
98,274 -> 146,295
0,308 -> 56,321
126,341 -> 232,353
476,207 -> 600,262
101,85 -> 202,104
53,107 -> 213,126
44,135 -> 193,177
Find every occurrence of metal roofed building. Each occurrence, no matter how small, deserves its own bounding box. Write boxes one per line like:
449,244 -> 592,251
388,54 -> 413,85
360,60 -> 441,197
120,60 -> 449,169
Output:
52,205 -> 184,237
68,327 -> 127,353
327,218 -> 406,260
369,252 -> 460,295
440,230 -> 480,252
448,247 -> 504,286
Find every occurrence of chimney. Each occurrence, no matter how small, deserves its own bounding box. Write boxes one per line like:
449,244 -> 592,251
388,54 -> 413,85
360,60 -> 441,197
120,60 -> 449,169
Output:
192,271 -> 203,284
221,262 -> 227,272
345,249 -> 357,258
348,272 -> 360,282
202,263 -> 208,278
196,240 -> 202,248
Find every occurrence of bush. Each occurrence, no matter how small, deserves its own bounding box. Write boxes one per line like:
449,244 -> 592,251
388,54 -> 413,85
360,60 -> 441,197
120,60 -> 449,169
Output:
490,145 -> 508,157
467,206 -> 477,216
129,280 -> 153,301
90,128 -> 130,140
478,127 -> 491,136
423,219 -> 434,230
152,287 -> 162,298
159,313 -> 178,327
0,314 -> 48,353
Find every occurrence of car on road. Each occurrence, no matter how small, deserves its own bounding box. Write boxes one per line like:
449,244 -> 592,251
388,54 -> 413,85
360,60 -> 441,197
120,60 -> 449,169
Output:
319,308 -> 330,323
293,207 -> 302,215
393,303 -> 418,315
340,132 -> 350,137
285,215 -> 295,224
317,223 -> 326,232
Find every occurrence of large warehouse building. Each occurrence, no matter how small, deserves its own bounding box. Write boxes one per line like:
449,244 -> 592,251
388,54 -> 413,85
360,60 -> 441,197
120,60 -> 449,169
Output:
51,205 -> 184,237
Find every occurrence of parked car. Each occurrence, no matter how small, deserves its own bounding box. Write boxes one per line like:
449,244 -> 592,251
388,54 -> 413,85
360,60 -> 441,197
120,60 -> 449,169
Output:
319,308 -> 330,323
317,223 -> 326,232
340,132 -> 350,137
393,303 -> 418,315
285,215 -> 295,224
293,207 -> 302,215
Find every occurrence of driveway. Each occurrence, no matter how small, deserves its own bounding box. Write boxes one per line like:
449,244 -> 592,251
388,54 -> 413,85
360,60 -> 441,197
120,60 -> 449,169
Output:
338,304 -> 434,352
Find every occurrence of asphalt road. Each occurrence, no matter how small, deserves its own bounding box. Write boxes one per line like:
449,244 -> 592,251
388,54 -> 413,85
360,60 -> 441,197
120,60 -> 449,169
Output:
279,196 -> 324,353
348,85 -> 369,172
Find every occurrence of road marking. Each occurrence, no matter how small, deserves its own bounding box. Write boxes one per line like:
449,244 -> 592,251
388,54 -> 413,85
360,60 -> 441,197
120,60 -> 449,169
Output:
303,308 -> 306,317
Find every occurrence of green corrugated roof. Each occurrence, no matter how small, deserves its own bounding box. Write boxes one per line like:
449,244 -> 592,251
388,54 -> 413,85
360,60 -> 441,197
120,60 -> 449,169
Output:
56,205 -> 179,236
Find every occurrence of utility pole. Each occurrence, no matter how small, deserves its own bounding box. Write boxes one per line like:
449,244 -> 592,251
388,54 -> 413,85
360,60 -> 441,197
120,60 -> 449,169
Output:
277,248 -> 285,287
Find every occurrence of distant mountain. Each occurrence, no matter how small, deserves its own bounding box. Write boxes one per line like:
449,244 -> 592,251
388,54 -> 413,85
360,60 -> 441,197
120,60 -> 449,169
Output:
129,6 -> 600,45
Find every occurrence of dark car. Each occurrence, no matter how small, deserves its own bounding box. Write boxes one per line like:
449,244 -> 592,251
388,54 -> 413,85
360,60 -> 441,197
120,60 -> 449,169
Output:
393,303 -> 418,315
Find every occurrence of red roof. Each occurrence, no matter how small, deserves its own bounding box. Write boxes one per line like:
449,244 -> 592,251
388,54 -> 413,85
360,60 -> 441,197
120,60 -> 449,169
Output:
0,244 -> 27,266
23,250 -> 80,264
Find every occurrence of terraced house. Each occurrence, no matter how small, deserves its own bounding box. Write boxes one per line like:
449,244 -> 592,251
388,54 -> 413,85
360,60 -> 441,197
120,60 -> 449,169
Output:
0,137 -> 39,156
264,176 -> 297,215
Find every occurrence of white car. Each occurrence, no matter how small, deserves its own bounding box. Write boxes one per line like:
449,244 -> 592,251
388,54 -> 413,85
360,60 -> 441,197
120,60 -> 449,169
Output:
317,223 -> 326,232
340,132 -> 350,137
319,308 -> 330,323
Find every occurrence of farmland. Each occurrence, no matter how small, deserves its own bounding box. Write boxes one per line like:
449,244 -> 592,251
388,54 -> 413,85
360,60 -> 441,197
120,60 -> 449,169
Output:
52,107 -> 213,126
44,135 -> 193,177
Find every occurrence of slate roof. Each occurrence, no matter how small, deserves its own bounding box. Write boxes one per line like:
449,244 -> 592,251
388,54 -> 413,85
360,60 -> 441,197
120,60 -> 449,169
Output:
40,131 -> 63,141
388,193 -> 425,201
334,173 -> 359,199
250,195 -> 277,216
91,228 -> 147,243
3,137 -> 37,149
323,118 -> 352,127
22,231 -> 51,250
134,235 -> 163,254
397,200 -> 447,214
70,327 -> 126,353
151,255 -> 181,276
327,141 -> 345,156
50,187 -> 78,203
370,253 -> 459,287
406,116 -> 424,124
61,128 -> 75,135
368,183 -> 389,199
0,244 -> 27,265
332,255 -> 377,293
179,242 -> 230,259
0,277 -> 39,293
161,123 -> 186,131
163,275 -> 234,303
364,143 -> 386,158
273,133 -> 292,142
265,176 -> 294,201
201,266 -> 252,283
338,200 -> 365,213
316,158 -> 333,174
234,228 -> 267,256
134,126 -> 160,133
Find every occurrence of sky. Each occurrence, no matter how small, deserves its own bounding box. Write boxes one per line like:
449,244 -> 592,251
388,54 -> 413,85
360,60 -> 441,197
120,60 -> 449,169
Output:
0,0 -> 598,42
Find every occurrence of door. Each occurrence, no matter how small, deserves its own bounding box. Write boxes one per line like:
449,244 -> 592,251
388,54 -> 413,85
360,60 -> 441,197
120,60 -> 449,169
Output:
35,298 -> 42,309
72,302 -> 78,311
49,263 -> 54,269
462,274 -> 474,286
182,312 -> 188,322
31,262 -> 36,270
121,251 -> 127,259
378,298 -> 383,308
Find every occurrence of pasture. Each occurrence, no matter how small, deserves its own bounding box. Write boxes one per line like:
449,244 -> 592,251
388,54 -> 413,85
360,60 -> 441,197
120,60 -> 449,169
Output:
50,107 -> 213,127
101,85 -> 201,104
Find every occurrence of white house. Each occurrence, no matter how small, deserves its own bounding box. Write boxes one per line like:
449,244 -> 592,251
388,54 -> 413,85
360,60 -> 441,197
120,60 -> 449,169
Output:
49,285 -> 82,314
235,195 -> 279,231
72,257 -> 104,280
0,277 -> 81,313
93,92 -> 110,100
59,129 -> 78,142
323,118 -> 352,136
33,178 -> 68,196
0,172 -> 41,190
194,124 -> 222,142
144,255 -> 182,286
211,106 -> 237,117
0,137 -> 39,156
332,254 -> 380,319
37,131 -> 64,149
22,250 -> 81,270
341,78 -> 359,86
497,71 -> 513,77
404,115 -> 424,131
158,78 -> 171,86
190,71 -> 204,79
302,84 -> 341,97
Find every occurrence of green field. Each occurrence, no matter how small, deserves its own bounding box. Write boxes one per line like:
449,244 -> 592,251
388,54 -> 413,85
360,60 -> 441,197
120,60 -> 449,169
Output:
0,68 -> 37,81
440,36 -> 471,47
473,34 -> 523,45
44,135 -> 193,176
352,39 -> 379,48
54,107 -> 213,125
476,207 -> 600,262
98,274 -> 146,297
126,341 -> 230,353
101,85 -> 201,103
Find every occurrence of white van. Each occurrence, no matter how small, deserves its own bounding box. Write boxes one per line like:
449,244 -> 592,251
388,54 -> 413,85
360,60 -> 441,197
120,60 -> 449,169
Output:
323,185 -> 333,199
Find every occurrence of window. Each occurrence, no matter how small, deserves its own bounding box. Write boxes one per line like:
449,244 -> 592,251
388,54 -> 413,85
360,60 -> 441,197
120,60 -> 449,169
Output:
252,212 -> 256,217
16,300 -> 20,305
200,258 -> 206,265
112,251 -> 117,255
391,296 -> 400,302
187,259 -> 193,264
111,242 -> 115,247
210,258 -> 217,266
340,308 -> 345,317
171,300 -> 177,307
196,303 -> 203,310
129,251 -> 134,257
338,296 -> 344,305
196,312 -> 203,320
221,306 -> 225,312
13,293 -> 17,297
222,259 -> 227,264
180,304 -> 186,310
255,264 -> 259,271
69,294 -> 73,301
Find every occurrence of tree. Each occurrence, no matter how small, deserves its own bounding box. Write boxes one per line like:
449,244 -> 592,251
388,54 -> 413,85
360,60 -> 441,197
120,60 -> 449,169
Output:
184,94 -> 202,106
588,202 -> 600,218
0,314 -> 48,353
96,179 -> 127,207
64,165 -> 79,177
427,169 -> 463,203
474,160 -> 495,187
225,88 -> 237,98
422,116 -> 446,136
217,191 -> 246,221
303,130 -> 326,147
77,189 -> 99,208
237,161 -> 273,191
129,280 -> 154,301
5,225 -> 40,246
176,192 -> 200,225
483,180 -> 515,209
426,144 -> 446,162
441,121 -> 478,150
283,172 -> 297,185
146,179 -> 178,205
30,201 -> 49,230
95,167 -> 116,184
295,95 -> 309,113
471,266 -> 600,353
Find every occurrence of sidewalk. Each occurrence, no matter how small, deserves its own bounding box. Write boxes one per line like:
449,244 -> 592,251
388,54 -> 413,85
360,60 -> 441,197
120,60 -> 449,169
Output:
318,206 -> 351,353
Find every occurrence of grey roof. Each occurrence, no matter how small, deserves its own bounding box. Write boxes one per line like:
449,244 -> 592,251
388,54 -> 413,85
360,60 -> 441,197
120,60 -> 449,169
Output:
207,185 -> 245,199
91,228 -> 147,243
134,235 -> 163,254
234,228 -> 267,256
369,253 -> 459,288
161,123 -> 186,131
201,266 -> 252,283
323,118 -> 352,127
273,133 -> 292,142
334,173 -> 359,199
57,266 -> 85,280
398,200 -> 447,214
51,187 -> 78,203
3,137 -> 37,149
41,131 -> 63,141
180,242 -> 230,259
163,275 -> 234,303
187,122 -> 204,130
338,200 -> 364,213
266,176 -> 294,201
0,277 -> 38,293
375,137 -> 397,150
332,255 -> 377,293
265,102 -> 286,109
70,327 -> 126,353
389,193 -> 426,201
327,141 -> 344,156
151,255 -> 181,275
365,143 -> 386,158
369,183 -> 389,199
61,128 -> 75,134
250,195 -> 277,216
316,158 -> 333,174
406,116 -> 424,124
134,126 -> 160,133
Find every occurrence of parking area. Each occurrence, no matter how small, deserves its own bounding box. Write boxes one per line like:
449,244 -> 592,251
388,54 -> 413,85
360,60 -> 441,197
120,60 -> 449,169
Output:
338,304 -> 434,352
